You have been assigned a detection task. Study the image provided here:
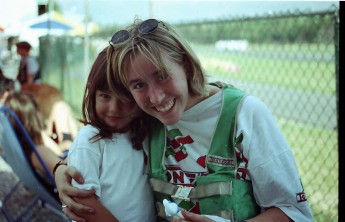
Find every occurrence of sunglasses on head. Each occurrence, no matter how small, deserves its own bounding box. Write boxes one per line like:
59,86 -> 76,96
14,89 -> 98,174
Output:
109,19 -> 164,46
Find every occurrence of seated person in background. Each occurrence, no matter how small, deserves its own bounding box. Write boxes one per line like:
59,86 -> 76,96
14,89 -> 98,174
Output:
3,92 -> 64,199
1,72 -> 80,153
1,79 -> 61,158
21,83 -> 80,152
4,92 -> 65,159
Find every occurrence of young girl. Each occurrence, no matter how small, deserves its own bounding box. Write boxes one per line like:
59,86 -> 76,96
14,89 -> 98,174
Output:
63,48 -> 155,222
56,19 -> 313,222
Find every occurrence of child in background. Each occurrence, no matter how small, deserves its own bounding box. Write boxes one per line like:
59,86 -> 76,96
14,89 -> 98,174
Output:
1,64 -> 79,153
21,83 -> 79,152
63,48 -> 155,222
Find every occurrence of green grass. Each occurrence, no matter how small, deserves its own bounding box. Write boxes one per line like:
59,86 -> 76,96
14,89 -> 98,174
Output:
193,43 -> 336,95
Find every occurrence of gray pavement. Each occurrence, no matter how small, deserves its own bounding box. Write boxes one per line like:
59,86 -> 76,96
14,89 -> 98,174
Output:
0,156 -> 67,222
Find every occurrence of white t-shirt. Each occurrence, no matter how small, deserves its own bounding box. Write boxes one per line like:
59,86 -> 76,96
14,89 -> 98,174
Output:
164,90 -> 313,222
68,125 -> 156,222
23,56 -> 39,76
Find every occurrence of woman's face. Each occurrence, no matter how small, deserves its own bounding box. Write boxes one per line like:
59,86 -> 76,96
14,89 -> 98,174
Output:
125,53 -> 193,125
95,89 -> 140,131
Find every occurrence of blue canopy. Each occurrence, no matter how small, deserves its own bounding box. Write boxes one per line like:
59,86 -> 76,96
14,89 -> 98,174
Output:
29,20 -> 73,30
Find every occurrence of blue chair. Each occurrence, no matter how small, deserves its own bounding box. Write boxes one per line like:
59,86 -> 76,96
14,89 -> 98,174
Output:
0,105 -> 68,221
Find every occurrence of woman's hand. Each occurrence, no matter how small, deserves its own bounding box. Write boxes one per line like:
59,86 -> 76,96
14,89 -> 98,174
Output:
55,164 -> 95,222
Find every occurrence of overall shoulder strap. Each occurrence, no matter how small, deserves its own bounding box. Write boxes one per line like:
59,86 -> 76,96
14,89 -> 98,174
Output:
207,85 -> 247,171
148,117 -> 167,180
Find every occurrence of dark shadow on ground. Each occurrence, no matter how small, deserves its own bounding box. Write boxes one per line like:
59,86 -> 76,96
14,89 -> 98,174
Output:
0,157 -> 67,222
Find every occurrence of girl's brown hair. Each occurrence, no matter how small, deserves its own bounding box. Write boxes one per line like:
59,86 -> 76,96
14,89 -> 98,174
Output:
82,47 -> 148,149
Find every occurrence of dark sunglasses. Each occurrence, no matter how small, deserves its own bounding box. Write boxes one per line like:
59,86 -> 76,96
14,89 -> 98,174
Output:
109,19 -> 163,46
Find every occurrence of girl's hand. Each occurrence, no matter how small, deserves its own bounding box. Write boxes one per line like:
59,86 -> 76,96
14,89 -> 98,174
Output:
55,165 -> 95,221
172,209 -> 215,222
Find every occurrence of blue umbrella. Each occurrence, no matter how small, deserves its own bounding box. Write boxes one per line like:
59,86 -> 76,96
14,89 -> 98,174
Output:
29,20 -> 73,30
27,11 -> 74,31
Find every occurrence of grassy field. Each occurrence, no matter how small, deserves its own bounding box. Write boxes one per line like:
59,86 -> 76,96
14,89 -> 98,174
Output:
195,43 -> 336,95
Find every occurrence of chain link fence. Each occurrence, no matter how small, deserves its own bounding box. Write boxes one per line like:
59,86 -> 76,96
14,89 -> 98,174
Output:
39,7 -> 339,222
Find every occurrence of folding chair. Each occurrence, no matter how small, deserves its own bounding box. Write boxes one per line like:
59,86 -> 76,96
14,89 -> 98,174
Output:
0,105 -> 68,221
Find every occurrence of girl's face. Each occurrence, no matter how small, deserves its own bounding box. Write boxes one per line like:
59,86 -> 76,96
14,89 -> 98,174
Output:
95,89 -> 140,131
125,53 -> 195,125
